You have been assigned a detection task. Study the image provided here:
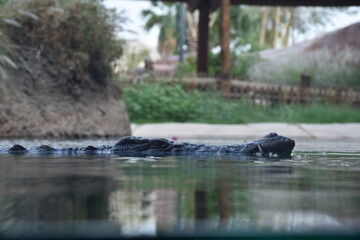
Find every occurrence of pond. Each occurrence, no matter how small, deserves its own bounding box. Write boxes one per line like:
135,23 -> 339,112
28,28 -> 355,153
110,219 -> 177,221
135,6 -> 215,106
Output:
0,139 -> 359,238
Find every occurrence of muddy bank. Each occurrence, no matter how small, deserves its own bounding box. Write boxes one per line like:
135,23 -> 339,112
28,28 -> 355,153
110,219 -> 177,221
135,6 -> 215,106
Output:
0,48 -> 131,138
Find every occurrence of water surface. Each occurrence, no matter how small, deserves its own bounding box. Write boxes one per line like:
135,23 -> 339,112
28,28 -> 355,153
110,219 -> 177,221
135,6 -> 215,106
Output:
0,139 -> 359,238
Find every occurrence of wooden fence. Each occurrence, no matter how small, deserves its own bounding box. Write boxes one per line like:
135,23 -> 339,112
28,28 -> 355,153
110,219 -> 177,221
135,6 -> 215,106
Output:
120,74 -> 360,107
185,78 -> 360,107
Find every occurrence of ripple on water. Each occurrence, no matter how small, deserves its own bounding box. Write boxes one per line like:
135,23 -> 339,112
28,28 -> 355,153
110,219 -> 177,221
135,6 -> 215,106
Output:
0,138 -> 359,236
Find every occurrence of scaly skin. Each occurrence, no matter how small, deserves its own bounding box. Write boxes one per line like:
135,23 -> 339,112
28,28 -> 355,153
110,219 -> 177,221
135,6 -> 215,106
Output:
4,133 -> 295,158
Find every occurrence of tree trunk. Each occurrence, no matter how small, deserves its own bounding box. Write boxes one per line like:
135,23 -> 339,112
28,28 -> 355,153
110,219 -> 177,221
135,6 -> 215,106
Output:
220,0 -> 231,77
197,1 -> 210,74
281,8 -> 295,47
259,7 -> 269,47
186,11 -> 198,54
273,6 -> 281,48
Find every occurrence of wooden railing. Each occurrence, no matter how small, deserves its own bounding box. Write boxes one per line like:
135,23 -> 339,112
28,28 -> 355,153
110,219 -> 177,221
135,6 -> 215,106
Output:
120,74 -> 360,107
189,79 -> 360,107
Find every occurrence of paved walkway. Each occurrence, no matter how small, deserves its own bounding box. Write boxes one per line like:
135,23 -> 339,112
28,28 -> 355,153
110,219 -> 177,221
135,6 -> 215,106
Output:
131,123 -> 360,140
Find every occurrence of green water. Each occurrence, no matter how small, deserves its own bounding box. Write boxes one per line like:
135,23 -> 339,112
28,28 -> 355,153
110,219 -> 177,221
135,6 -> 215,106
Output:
0,139 -> 359,238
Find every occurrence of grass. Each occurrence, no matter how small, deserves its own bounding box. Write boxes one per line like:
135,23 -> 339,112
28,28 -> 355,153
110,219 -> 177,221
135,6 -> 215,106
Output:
121,81 -> 360,124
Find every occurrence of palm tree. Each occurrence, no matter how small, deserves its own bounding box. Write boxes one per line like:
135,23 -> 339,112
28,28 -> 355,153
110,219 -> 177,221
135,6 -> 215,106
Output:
141,2 -> 177,58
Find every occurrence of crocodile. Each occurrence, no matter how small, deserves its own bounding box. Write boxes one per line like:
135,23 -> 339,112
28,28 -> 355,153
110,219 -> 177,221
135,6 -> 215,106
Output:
4,133 -> 295,158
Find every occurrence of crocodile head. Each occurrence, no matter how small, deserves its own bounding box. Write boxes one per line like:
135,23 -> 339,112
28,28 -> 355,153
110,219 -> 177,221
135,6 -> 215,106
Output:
253,132 -> 295,158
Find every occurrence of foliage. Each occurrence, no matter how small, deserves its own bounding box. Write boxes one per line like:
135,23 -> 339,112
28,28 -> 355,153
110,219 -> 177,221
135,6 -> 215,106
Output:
176,53 -> 260,79
122,81 -> 200,122
141,3 -> 356,61
213,6 -> 354,50
121,81 -> 360,124
176,56 -> 196,77
208,52 -> 220,76
175,53 -> 220,77
141,1 -> 177,58
175,53 -> 221,77
231,54 -> 261,79
113,42 -> 150,73
209,6 -> 263,52
249,47 -> 360,87
0,0 -> 125,84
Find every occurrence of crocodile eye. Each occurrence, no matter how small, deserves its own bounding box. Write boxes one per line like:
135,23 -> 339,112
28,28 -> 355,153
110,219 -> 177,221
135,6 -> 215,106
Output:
150,139 -> 172,151
152,140 -> 167,147
264,133 -> 278,138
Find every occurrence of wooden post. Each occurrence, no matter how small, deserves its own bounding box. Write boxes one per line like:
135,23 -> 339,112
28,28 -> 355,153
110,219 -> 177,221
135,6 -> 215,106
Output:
178,3 -> 186,63
195,188 -> 207,230
220,0 -> 231,95
197,1 -> 210,75
300,72 -> 311,88
300,72 -> 311,104
217,178 -> 229,230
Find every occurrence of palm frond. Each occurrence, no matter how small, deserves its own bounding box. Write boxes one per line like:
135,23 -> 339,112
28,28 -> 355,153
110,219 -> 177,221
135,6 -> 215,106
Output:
143,14 -> 162,31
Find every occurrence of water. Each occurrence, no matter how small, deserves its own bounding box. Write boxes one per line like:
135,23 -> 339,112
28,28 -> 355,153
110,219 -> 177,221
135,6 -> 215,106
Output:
0,139 -> 359,238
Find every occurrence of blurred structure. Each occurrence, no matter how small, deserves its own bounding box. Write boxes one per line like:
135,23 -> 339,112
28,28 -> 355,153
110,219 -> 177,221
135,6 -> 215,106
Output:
259,22 -> 360,60
161,0 -> 359,92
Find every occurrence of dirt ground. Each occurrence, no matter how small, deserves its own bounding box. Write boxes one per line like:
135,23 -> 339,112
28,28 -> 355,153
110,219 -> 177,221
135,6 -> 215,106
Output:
0,48 -> 131,138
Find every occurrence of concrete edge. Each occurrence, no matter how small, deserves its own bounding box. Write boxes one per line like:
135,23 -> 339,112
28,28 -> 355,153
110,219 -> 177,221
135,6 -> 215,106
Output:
131,123 -> 360,140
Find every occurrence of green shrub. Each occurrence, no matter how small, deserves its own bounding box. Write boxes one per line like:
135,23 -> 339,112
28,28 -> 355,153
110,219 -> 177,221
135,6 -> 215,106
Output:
122,81 -> 199,122
175,52 -> 260,79
231,54 -> 260,79
174,53 -> 220,77
0,0 -> 124,84
122,81 -> 360,124
122,81 -> 249,123
176,56 -> 196,77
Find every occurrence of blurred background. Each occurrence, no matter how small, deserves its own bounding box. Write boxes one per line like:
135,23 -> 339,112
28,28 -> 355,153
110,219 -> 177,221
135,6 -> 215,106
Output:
0,1 -> 360,237
0,0 -> 359,136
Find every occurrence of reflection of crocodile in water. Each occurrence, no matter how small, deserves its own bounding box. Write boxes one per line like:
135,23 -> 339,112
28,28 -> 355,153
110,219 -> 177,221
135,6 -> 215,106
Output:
4,133 -> 295,158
